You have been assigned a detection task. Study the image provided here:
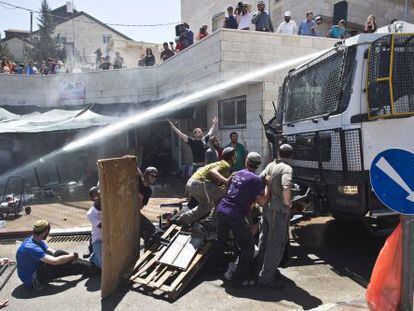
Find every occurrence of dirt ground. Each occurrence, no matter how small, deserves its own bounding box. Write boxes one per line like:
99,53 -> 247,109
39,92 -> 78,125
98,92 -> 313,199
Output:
0,197 -> 184,233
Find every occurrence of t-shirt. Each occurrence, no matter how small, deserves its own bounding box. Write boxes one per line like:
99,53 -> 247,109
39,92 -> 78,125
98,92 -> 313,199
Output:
227,142 -> 246,171
262,159 -> 293,212
16,237 -> 48,288
161,49 -> 174,61
276,20 -> 298,35
191,160 -> 231,183
237,13 -> 251,29
298,20 -> 316,36
187,135 -> 209,163
87,204 -> 102,243
217,169 -> 264,218
225,15 -> 238,29
328,25 -> 346,38
138,176 -> 152,206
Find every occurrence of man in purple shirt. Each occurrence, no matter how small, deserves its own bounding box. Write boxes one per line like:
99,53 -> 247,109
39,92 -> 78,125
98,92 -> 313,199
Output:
216,152 -> 268,287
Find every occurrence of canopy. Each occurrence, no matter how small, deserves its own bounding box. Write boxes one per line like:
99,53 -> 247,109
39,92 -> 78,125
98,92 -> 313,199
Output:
0,108 -> 115,133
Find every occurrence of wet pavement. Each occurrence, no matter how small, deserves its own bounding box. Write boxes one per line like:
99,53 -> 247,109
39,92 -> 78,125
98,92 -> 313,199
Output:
0,211 -> 385,310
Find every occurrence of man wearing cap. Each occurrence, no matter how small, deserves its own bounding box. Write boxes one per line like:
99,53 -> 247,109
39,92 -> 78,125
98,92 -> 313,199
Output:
298,11 -> 316,36
276,11 -> 298,35
252,0 -> 274,32
215,152 -> 267,287
87,187 -> 102,268
256,144 -> 293,287
16,220 -> 95,289
176,147 -> 236,226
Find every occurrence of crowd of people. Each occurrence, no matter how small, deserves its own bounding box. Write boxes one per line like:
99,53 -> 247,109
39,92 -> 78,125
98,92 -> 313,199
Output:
0,57 -> 65,75
220,0 -> 379,39
165,117 -> 294,287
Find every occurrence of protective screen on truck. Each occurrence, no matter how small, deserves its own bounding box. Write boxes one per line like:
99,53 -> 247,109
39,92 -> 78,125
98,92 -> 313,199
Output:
283,46 -> 354,123
367,34 -> 414,118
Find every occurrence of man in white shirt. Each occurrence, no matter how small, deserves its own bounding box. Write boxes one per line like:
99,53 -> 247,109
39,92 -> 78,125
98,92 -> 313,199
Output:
236,3 -> 251,30
87,186 -> 102,268
276,11 -> 297,35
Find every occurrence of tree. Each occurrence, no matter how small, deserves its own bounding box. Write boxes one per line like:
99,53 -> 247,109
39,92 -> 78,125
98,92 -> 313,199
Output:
28,0 -> 62,62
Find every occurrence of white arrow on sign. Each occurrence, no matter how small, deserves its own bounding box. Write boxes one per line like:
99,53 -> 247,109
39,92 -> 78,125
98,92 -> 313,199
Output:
375,156 -> 414,203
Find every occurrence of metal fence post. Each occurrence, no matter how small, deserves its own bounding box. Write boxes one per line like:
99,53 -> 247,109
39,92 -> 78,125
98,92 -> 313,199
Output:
401,215 -> 414,311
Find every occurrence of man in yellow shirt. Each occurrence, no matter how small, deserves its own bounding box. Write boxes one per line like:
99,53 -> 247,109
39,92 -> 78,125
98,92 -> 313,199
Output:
176,147 -> 236,226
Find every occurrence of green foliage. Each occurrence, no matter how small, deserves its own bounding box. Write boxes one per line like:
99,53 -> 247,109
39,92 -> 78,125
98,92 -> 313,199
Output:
28,0 -> 63,62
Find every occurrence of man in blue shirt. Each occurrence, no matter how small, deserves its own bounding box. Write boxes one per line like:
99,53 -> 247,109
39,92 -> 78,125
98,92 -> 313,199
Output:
223,6 -> 238,29
16,219 -> 96,289
215,152 -> 268,287
298,11 -> 316,36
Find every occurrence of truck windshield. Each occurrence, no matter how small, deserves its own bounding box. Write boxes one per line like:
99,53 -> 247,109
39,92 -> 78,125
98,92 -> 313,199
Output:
283,46 -> 355,123
367,34 -> 414,119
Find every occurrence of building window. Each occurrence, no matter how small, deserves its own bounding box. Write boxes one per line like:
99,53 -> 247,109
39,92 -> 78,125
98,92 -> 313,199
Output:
102,34 -> 111,44
219,95 -> 246,129
212,12 -> 225,32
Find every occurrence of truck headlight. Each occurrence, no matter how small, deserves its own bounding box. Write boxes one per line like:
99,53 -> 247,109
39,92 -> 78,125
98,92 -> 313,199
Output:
337,185 -> 359,195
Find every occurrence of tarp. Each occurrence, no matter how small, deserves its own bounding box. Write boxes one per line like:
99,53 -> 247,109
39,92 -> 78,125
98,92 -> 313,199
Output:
0,107 -> 20,122
0,108 -> 115,133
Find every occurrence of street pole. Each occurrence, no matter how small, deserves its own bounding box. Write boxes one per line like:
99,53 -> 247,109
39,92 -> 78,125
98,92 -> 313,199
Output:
401,215 -> 414,311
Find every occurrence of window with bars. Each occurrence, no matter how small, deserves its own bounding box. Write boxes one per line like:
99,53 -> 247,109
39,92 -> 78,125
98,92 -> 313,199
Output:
219,95 -> 247,129
283,47 -> 355,123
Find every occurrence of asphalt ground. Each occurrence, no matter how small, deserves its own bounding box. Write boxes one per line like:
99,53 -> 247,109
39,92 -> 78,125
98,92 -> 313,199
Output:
0,206 -> 385,310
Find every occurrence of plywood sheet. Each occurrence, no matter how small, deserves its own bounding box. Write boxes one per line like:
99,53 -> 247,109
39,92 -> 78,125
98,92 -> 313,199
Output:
98,155 -> 140,298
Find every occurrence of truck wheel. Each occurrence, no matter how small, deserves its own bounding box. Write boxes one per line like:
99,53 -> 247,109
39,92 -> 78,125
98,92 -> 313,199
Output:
25,206 -> 32,215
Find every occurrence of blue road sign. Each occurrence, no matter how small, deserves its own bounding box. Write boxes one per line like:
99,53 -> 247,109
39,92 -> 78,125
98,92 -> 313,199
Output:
370,149 -> 414,215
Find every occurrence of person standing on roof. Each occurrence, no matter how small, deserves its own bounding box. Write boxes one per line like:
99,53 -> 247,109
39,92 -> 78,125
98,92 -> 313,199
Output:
276,11 -> 297,35
251,0 -> 274,32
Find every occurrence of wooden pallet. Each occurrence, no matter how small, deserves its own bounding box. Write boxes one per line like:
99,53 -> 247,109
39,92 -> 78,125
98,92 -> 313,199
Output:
130,225 -> 211,300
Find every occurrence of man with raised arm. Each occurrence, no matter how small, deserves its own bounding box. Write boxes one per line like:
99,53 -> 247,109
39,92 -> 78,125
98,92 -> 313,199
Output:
168,116 -> 218,173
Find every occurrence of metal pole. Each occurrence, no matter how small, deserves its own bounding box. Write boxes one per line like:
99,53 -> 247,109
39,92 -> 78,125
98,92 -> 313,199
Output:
404,0 -> 409,20
401,215 -> 414,311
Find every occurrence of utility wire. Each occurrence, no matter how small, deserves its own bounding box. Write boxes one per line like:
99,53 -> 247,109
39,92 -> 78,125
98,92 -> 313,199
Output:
0,1 -> 179,27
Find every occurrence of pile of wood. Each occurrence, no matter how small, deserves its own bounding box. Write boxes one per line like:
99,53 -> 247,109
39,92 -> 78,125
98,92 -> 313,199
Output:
130,225 -> 210,301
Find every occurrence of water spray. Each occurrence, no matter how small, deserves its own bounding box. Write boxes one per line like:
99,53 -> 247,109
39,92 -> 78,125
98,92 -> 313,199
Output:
63,49 -> 330,152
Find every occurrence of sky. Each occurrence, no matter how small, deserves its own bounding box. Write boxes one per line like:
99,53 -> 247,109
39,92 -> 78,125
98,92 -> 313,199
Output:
0,0 -> 181,43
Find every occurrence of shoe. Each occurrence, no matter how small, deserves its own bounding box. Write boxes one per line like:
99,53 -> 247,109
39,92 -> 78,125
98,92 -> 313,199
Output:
231,279 -> 255,288
257,280 -> 285,289
32,278 -> 46,291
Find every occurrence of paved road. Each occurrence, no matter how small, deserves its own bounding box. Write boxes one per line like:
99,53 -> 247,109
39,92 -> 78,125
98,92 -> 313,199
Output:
1,214 -> 384,310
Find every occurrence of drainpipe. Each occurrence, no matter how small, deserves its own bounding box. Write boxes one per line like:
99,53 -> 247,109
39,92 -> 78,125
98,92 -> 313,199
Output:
30,11 -> 33,33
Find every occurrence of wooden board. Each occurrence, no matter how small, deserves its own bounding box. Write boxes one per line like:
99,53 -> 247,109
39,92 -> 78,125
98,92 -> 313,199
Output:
98,156 -> 140,298
130,225 -> 210,301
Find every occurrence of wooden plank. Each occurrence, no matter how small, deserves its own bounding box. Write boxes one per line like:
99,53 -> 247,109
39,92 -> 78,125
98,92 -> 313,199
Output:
158,234 -> 190,266
172,235 -> 204,270
149,267 -> 172,288
99,156 -> 140,298
161,243 -> 211,294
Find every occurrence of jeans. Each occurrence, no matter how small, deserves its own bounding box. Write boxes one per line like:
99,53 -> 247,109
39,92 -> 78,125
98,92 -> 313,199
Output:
216,213 -> 254,284
90,240 -> 102,268
141,214 -> 160,249
36,250 -> 94,284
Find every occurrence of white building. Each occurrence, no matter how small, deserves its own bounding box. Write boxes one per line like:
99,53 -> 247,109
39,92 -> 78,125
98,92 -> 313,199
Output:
1,4 -> 161,67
